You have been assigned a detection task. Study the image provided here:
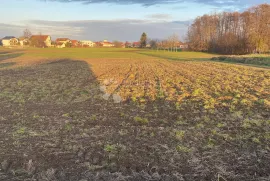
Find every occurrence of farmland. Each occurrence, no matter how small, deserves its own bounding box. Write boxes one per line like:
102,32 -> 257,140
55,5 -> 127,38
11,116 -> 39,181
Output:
0,48 -> 270,181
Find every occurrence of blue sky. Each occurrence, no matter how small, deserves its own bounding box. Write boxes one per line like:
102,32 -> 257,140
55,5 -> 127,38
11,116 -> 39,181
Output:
0,0 -> 269,41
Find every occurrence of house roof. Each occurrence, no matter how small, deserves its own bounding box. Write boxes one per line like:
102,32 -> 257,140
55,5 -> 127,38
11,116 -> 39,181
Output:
19,37 -> 29,41
2,36 -> 16,40
56,38 -> 70,42
30,35 -> 50,41
133,42 -> 140,45
102,42 -> 113,44
71,40 -> 78,43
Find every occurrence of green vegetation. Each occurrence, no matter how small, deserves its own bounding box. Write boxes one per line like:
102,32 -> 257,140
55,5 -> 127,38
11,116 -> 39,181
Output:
133,116 -> 149,124
211,56 -> 270,67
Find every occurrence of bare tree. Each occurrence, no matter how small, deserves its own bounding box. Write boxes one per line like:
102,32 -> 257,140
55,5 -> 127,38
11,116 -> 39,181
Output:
167,34 -> 179,52
149,39 -> 158,49
23,29 -> 32,39
186,4 -> 270,54
113,41 -> 124,48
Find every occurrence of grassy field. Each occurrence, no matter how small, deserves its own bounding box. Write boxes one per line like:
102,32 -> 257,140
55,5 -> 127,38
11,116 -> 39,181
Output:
0,48 -> 269,181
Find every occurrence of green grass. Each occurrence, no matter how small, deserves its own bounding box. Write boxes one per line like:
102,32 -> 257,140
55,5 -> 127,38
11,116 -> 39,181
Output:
1,47 -> 269,69
23,48 -> 149,59
211,56 -> 270,67
138,50 -> 218,61
1,47 -> 218,60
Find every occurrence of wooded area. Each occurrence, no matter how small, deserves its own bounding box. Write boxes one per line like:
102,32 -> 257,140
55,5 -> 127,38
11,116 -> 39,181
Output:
187,4 -> 270,54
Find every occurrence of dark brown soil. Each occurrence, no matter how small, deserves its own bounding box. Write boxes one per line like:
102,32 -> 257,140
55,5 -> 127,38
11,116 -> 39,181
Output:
0,59 -> 269,181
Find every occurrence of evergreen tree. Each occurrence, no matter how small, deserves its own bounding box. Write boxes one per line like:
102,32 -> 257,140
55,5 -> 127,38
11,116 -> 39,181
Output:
140,32 -> 147,48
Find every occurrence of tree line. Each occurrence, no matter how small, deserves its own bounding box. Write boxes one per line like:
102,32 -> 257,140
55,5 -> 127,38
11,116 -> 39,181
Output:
187,3 -> 270,54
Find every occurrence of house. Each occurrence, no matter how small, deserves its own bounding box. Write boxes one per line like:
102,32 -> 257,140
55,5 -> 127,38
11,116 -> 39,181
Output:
176,41 -> 188,49
56,42 -> 66,48
133,42 -> 141,48
100,40 -> 114,47
94,42 -> 102,47
1,36 -> 19,46
19,37 -> 30,46
80,40 -> 95,47
71,40 -> 80,47
30,35 -> 52,47
56,38 -> 70,44
55,38 -> 71,48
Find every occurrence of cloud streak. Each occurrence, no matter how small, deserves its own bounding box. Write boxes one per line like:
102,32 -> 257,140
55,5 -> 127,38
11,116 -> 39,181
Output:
41,0 -> 266,7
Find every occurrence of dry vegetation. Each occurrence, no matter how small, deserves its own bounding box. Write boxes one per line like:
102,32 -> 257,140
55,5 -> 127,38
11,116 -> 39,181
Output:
187,4 -> 270,55
0,48 -> 269,181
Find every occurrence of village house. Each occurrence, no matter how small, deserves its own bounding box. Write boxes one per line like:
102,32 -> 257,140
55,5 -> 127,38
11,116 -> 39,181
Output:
1,36 -> 19,47
100,40 -> 115,47
30,35 -> 52,47
176,41 -> 188,49
55,38 -> 71,48
132,42 -> 141,48
71,40 -> 80,47
19,37 -> 30,46
80,40 -> 95,47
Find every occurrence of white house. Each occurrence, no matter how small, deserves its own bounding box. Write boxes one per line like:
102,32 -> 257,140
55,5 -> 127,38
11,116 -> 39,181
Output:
56,38 -> 71,48
101,40 -> 115,47
80,40 -> 95,47
1,36 -> 19,46
19,37 -> 30,46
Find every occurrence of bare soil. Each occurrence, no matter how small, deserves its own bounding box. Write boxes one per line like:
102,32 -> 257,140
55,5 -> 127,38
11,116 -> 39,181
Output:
0,59 -> 269,181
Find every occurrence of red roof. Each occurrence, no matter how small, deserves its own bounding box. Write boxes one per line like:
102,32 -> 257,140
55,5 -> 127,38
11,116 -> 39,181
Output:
30,35 -> 50,41
133,42 -> 140,45
102,42 -> 113,44
56,38 -> 70,42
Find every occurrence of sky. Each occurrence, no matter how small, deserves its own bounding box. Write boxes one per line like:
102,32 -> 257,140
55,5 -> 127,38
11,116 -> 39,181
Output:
0,0 -> 269,41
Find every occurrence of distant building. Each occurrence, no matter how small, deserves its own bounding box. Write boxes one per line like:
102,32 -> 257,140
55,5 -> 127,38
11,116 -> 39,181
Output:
100,40 -> 114,47
71,40 -> 80,47
1,36 -> 19,46
80,40 -> 95,47
94,42 -> 102,47
133,42 -> 140,48
30,35 -> 52,47
19,37 -> 30,46
56,38 -> 71,44
176,41 -> 188,49
55,38 -> 71,48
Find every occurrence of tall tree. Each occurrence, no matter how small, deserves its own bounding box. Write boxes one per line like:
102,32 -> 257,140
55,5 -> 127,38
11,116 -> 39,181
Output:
140,32 -> 147,48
